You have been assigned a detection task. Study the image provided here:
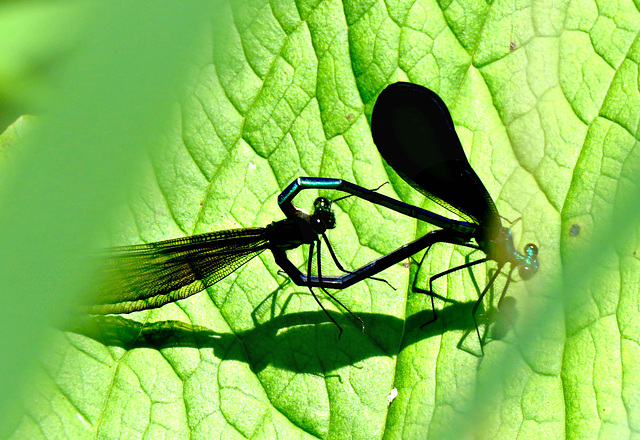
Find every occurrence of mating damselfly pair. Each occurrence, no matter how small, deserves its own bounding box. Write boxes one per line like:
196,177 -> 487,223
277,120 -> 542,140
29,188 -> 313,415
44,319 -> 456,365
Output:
87,83 -> 539,353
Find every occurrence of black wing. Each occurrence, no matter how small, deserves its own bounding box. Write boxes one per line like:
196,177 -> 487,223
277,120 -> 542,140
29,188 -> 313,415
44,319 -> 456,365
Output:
88,228 -> 270,314
371,82 -> 501,240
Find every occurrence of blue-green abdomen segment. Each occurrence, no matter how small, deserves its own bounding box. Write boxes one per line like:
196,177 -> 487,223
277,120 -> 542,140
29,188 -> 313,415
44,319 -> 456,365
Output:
279,177 -> 477,237
278,177 -> 343,207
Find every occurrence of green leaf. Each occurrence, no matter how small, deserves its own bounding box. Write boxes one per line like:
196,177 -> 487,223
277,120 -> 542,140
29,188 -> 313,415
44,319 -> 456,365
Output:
3,0 -> 640,439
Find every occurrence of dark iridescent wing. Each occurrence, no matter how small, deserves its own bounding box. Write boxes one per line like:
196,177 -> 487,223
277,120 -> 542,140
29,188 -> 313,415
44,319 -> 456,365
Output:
371,82 -> 501,237
88,227 -> 270,314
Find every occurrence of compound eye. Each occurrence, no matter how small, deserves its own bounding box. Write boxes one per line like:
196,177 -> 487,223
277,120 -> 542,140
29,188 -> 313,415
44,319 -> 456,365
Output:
519,265 -> 533,280
524,243 -> 538,256
314,197 -> 331,210
518,260 -> 539,280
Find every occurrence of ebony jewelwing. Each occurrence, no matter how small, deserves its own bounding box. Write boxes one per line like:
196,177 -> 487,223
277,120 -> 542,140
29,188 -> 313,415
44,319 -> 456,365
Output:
275,82 -> 540,349
371,81 -> 539,350
90,186 -> 454,337
271,168 -> 535,351
89,83 -> 538,347
90,195 -> 363,335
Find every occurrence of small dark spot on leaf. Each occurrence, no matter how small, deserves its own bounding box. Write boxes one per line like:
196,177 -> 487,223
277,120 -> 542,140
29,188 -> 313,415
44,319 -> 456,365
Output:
346,114 -> 354,121
403,260 -> 410,269
569,224 -> 580,236
509,41 -> 516,51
